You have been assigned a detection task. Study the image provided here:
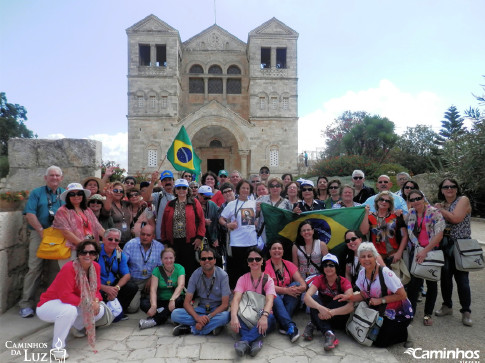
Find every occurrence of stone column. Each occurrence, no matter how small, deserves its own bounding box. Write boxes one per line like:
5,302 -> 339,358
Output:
150,44 -> 156,66
239,150 -> 250,178
271,47 -> 276,70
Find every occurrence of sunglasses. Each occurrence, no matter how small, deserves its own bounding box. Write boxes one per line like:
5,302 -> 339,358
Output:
200,256 -> 215,261
222,189 -> 233,194
89,200 -> 103,205
251,180 -> 260,183
67,191 -> 84,197
378,198 -> 392,203
113,189 -> 124,194
176,186 -> 188,190
378,180 -> 389,184
128,193 -> 139,198
107,237 -> 120,242
79,250 -> 97,256
124,181 -> 135,185
260,171 -> 269,174
247,257 -> 263,263
191,186 -> 199,189
353,176 -> 363,180
409,196 -> 423,202
328,186 -> 339,190
345,236 -> 359,244
404,186 -> 414,189
322,262 -> 336,268
269,184 -> 281,188
200,195 -> 211,200
442,185 -> 457,190
302,187 -> 313,192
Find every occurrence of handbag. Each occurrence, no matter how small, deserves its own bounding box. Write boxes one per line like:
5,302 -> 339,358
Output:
106,298 -> 123,319
346,301 -> 384,346
95,301 -> 114,327
391,258 -> 411,285
410,246 -> 444,281
237,275 -> 268,329
453,239 -> 484,272
36,227 -> 71,260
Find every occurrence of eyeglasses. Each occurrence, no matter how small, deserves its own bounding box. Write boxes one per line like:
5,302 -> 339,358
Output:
322,262 -> 336,268
260,171 -> 269,174
247,257 -> 263,263
251,180 -> 260,184
302,187 -> 313,192
113,189 -> 124,194
200,195 -> 211,200
67,191 -> 84,197
124,181 -> 135,185
345,236 -> 359,244
222,189 -> 233,194
442,185 -> 457,190
353,176 -> 363,180
404,186 -> 414,189
378,180 -> 389,184
200,256 -> 215,261
328,186 -> 339,190
219,175 -> 228,178
269,184 -> 281,188
89,200 -> 103,205
128,193 -> 139,198
176,186 -> 188,190
409,196 -> 423,202
378,198 -> 391,203
107,237 -> 120,242
79,250 -> 97,256
191,186 -> 199,189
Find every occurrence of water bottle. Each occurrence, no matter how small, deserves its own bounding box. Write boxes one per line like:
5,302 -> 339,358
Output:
368,316 -> 383,341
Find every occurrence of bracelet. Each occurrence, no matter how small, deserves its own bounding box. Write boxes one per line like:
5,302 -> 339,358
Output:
169,298 -> 175,301
115,285 -> 121,291
261,310 -> 269,317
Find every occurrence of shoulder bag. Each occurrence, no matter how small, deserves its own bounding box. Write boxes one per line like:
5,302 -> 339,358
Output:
237,274 -> 268,329
454,238 -> 484,272
95,301 -> 114,327
36,227 -> 71,260
410,246 -> 444,281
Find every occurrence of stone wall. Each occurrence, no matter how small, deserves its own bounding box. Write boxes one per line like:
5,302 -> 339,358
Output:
0,138 -> 102,314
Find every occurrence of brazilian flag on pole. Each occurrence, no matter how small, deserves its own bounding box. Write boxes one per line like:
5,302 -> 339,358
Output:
167,126 -> 201,175
261,204 -> 366,263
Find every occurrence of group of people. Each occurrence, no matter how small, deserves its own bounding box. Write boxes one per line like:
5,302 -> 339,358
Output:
18,165 -> 474,359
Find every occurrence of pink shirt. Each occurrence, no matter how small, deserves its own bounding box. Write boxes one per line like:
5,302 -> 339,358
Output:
416,215 -> 430,247
234,272 -> 276,296
264,259 -> 298,287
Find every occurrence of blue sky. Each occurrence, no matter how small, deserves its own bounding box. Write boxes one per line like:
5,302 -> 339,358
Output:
1,0 -> 484,169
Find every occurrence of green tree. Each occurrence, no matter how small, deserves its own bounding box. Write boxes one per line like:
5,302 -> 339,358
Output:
0,92 -> 34,156
390,125 -> 439,174
342,115 -> 398,162
322,111 -> 368,158
435,105 -> 466,145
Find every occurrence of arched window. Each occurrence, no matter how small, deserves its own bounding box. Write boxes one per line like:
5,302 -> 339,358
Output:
269,147 -> 279,167
189,65 -> 204,74
227,79 -> 241,94
208,65 -> 223,74
227,65 -> 241,74
209,139 -> 223,148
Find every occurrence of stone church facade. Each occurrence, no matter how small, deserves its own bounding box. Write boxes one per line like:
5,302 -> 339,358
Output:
126,15 -> 298,178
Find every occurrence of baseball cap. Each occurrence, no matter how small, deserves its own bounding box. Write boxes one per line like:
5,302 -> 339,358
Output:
160,170 -> 174,181
218,169 -> 228,177
322,253 -> 339,266
198,185 -> 214,196
300,179 -> 314,188
174,179 -> 189,188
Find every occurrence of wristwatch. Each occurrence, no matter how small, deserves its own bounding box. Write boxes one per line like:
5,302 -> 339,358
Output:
381,298 -> 387,304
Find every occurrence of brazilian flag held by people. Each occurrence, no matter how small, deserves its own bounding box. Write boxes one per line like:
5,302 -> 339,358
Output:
167,126 -> 201,175
261,204 -> 366,264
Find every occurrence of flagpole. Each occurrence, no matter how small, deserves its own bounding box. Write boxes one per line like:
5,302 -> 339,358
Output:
157,155 -> 167,172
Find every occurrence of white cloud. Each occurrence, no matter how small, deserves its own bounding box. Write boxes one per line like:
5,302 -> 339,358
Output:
298,79 -> 446,153
86,132 -> 128,171
46,133 -> 66,139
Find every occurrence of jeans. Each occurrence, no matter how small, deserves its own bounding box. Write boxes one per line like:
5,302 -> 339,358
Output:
272,282 -> 300,330
407,276 -> 437,316
440,253 -> 471,313
151,296 -> 184,325
238,314 -> 276,343
171,305 -> 230,335
309,295 -> 349,335
127,278 -> 150,313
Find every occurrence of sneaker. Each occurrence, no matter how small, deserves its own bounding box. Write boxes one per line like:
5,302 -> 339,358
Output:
303,321 -> 314,341
212,326 -> 223,336
51,350 -> 69,360
249,340 -> 263,357
172,324 -> 191,336
19,307 -> 34,318
435,305 -> 453,317
139,318 -> 157,330
278,328 -> 287,335
120,314 -> 129,321
287,325 -> 300,343
462,312 -> 472,327
234,340 -> 250,357
323,330 -> 337,351
70,327 -> 86,338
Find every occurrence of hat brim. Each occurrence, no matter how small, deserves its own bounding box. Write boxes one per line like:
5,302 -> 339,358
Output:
60,188 -> 91,202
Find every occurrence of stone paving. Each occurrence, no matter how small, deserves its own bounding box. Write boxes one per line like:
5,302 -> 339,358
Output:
0,311 -> 398,363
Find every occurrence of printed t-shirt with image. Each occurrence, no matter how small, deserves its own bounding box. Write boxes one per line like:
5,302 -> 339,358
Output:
220,199 -> 257,247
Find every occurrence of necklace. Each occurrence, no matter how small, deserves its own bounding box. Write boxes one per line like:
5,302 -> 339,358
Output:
75,209 -> 88,227
250,274 -> 262,290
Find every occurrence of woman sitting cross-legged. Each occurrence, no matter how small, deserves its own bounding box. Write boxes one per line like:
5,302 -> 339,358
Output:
230,247 -> 276,358
264,240 -> 306,343
304,254 -> 353,351
36,240 -> 105,360
336,242 -> 414,347
138,248 -> 185,329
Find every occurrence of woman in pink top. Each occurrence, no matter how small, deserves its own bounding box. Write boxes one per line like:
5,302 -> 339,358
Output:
36,240 -> 105,360
230,247 -> 276,357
